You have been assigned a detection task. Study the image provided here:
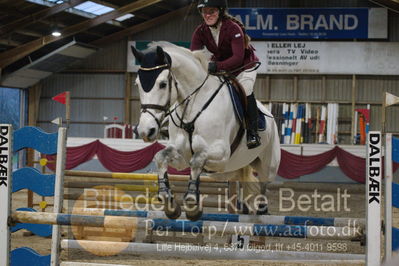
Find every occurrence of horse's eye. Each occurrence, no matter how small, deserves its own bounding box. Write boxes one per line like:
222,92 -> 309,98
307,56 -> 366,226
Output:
159,81 -> 167,89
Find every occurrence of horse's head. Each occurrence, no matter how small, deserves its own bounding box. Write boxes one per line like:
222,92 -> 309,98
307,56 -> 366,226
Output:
131,45 -> 174,142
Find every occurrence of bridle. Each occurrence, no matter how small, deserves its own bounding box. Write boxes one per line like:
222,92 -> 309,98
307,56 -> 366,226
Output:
139,63 -> 177,129
138,60 -> 211,133
138,60 -> 227,154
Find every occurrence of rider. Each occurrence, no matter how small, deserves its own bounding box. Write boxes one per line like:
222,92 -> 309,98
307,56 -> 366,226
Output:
190,0 -> 261,149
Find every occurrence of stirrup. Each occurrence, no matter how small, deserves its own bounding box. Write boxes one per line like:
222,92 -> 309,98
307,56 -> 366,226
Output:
247,132 -> 261,149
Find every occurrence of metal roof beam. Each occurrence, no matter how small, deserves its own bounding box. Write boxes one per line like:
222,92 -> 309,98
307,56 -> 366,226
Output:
0,0 -> 162,69
155,2 -> 174,11
0,0 -> 87,37
89,0 -> 120,9
0,39 -> 21,46
133,12 -> 152,20
91,5 -> 190,46
0,4 -> 26,16
25,0 -> 127,27
15,29 -> 43,38
369,0 -> 399,12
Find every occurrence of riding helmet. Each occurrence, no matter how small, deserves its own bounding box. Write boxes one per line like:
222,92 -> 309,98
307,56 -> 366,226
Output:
197,0 -> 227,9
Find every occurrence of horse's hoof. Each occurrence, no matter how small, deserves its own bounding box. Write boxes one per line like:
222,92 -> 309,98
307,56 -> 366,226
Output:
185,208 -> 203,221
183,193 -> 202,221
256,203 -> 269,215
164,200 -> 181,220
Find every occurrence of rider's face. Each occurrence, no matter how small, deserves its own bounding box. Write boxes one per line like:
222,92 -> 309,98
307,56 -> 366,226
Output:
201,7 -> 219,26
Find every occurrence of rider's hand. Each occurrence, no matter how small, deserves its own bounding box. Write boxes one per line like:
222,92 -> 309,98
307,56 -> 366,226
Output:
208,61 -> 217,74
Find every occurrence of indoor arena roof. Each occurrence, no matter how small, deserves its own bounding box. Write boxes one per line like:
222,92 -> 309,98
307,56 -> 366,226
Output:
0,0 -> 193,85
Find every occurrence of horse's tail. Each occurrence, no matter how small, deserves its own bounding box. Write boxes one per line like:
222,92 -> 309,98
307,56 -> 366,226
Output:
267,116 -> 281,181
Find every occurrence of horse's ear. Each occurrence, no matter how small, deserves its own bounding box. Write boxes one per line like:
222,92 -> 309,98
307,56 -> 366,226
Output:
156,46 -> 166,64
156,46 -> 164,57
131,45 -> 144,63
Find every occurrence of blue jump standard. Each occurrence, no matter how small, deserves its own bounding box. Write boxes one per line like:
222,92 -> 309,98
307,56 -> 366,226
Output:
12,168 -> 56,197
13,126 -> 58,154
11,247 -> 50,266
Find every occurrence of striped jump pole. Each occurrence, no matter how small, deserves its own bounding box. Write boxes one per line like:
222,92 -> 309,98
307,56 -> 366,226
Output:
67,197 -> 224,208
74,208 -> 366,228
62,239 -> 366,261
65,170 -> 222,183
65,182 -> 225,195
11,211 -> 363,240
61,263 -> 131,266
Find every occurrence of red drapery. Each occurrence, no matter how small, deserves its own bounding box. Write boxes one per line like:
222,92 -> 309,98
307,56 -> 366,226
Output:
46,140 -> 190,175
47,141 -> 399,183
278,146 -> 399,183
277,147 -> 337,179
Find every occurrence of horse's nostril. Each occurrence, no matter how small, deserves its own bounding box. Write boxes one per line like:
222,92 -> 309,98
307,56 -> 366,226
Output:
148,127 -> 156,137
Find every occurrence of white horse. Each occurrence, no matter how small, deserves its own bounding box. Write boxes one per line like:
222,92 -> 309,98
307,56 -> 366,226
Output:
131,42 -> 280,221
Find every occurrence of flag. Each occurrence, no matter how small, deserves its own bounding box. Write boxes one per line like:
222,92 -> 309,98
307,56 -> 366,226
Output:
103,116 -> 109,121
52,91 -> 68,104
318,106 -> 326,143
385,92 -> 399,107
355,109 -> 370,123
51,117 -> 62,126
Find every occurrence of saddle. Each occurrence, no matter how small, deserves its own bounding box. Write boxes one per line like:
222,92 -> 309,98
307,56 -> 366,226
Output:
223,77 -> 266,154
224,77 -> 266,131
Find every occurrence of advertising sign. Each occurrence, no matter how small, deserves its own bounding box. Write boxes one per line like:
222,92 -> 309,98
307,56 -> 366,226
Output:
229,8 -> 387,39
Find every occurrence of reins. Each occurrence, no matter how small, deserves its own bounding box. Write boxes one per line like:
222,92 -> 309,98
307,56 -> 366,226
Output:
169,78 -> 227,154
212,61 -> 261,77
139,57 -> 262,155
164,73 -> 210,118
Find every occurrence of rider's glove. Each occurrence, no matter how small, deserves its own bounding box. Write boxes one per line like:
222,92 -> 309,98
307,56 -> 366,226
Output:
208,61 -> 217,74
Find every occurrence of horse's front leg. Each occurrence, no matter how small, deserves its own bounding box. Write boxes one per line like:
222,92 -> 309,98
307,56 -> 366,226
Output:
184,150 -> 207,221
154,146 -> 185,219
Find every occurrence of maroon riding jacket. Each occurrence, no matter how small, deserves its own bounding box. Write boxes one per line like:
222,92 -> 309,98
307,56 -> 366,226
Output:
190,18 -> 258,75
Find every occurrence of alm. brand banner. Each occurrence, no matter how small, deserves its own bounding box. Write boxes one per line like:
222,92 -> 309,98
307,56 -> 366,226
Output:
229,8 -> 387,39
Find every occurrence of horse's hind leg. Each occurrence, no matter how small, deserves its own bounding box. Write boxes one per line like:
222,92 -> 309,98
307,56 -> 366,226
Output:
249,121 -> 281,214
154,146 -> 184,219
184,150 -> 207,221
237,166 -> 268,215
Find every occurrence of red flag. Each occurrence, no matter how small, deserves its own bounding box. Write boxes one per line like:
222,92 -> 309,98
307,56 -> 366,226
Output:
355,109 -> 370,123
52,92 -> 67,104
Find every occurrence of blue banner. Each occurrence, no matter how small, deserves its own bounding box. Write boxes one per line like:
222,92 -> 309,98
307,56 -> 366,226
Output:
393,136 -> 399,163
229,8 -> 386,39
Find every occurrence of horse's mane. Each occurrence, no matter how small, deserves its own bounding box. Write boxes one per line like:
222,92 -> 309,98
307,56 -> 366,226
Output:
148,41 -> 210,71
192,49 -> 212,71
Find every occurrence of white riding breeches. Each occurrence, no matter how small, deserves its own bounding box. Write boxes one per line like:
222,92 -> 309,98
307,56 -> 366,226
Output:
236,66 -> 257,96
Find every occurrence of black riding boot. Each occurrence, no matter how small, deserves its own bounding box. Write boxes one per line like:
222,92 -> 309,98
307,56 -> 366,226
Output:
246,93 -> 261,149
